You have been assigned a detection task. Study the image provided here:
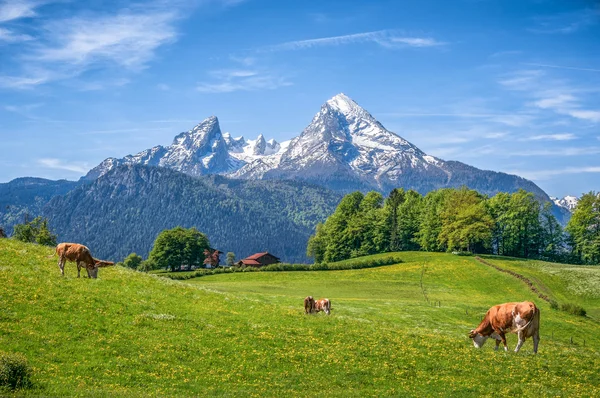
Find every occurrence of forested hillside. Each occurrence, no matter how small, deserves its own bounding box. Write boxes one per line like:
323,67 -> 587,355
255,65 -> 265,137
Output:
43,165 -> 341,262
0,178 -> 79,235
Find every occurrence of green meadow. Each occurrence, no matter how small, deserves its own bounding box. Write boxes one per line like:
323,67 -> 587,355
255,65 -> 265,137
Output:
1,239 -> 599,397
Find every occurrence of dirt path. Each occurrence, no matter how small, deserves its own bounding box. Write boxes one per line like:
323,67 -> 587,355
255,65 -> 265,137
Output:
474,256 -> 550,303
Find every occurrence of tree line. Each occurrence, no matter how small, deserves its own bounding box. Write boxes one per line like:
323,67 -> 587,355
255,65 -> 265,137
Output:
307,188 -> 600,265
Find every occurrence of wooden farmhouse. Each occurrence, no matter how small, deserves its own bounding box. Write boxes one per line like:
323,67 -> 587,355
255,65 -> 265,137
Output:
237,252 -> 281,267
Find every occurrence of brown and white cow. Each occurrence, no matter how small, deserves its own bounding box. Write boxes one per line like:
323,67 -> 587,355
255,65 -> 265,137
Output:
313,298 -> 331,315
55,243 -> 114,279
469,301 -> 540,353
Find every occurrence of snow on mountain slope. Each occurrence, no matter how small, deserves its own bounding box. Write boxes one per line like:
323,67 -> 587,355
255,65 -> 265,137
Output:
83,93 -> 552,205
551,195 -> 579,211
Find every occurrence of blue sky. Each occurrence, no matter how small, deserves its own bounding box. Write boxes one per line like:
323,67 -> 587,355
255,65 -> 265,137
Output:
0,0 -> 599,198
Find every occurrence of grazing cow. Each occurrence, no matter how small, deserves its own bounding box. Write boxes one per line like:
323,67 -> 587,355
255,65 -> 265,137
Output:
469,301 -> 540,353
55,243 -> 114,279
313,298 -> 331,315
304,296 -> 315,314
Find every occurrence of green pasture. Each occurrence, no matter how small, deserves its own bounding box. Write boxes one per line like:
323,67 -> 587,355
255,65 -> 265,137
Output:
0,239 -> 599,397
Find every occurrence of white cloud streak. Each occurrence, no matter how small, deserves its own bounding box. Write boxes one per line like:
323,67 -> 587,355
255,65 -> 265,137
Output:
510,147 -> 600,156
0,27 -> 32,42
32,11 -> 178,70
509,167 -> 600,180
38,158 -> 89,173
523,63 -> 600,73
499,70 -> 600,123
0,0 -> 37,23
197,71 -> 292,93
262,30 -> 446,52
521,133 -> 576,141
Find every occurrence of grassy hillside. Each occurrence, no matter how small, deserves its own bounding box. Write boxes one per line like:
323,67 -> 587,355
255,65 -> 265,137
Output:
1,239 -> 599,397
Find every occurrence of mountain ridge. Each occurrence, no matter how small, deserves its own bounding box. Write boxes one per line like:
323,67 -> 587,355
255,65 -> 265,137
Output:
83,94 -> 555,204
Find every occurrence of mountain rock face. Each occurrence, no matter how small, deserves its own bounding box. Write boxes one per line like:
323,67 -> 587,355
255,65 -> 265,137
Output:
48,165 -> 340,262
552,195 -> 579,212
83,94 -> 553,204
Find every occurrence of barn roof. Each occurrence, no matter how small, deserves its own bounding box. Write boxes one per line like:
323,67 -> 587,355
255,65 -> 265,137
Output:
239,259 -> 261,266
245,252 -> 280,260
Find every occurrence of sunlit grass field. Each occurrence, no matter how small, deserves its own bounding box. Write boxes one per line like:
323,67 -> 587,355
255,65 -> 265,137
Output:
1,239 -> 599,396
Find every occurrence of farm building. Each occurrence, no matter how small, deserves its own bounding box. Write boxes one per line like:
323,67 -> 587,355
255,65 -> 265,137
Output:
237,252 -> 280,267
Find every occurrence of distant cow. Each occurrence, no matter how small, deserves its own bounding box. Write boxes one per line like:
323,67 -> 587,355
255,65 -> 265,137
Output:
55,243 -> 114,279
304,296 -> 315,314
313,298 -> 331,315
469,301 -> 540,353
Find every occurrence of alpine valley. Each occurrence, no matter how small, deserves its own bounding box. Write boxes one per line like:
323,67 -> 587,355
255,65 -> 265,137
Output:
0,94 -> 571,262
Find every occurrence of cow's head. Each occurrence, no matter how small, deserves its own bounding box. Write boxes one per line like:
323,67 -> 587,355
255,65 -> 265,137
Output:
86,259 -> 115,279
469,330 -> 489,348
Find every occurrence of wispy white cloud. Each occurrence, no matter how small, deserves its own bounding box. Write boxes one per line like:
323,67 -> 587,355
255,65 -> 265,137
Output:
77,127 -> 173,135
382,111 -> 534,127
523,63 -> 600,73
3,102 -> 44,119
0,0 -> 38,23
0,27 -> 32,42
510,147 -> 600,156
530,8 -> 599,34
262,30 -> 446,52
38,158 -> 89,173
521,133 -> 576,141
499,70 -> 600,123
197,69 -> 291,93
498,69 -> 544,90
0,72 -> 51,89
32,11 -> 179,70
0,1 -> 247,89
508,166 -> 600,181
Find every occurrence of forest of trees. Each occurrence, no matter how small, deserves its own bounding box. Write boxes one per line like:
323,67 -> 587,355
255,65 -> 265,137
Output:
307,188 -> 600,265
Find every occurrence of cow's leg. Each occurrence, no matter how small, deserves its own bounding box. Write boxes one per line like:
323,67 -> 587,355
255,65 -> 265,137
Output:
494,338 -> 501,351
58,257 -> 65,276
77,262 -> 82,278
533,330 -> 540,354
514,331 -> 525,353
498,331 -> 508,352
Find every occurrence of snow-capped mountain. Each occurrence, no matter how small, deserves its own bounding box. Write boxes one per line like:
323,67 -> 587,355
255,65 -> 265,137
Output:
83,93 -> 551,203
551,195 -> 579,212
84,116 -> 280,181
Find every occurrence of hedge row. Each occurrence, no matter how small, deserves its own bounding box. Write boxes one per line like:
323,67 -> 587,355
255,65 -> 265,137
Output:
160,255 -> 403,280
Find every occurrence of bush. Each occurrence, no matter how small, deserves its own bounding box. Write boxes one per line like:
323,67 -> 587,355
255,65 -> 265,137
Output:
156,255 -> 403,280
549,300 -> 559,310
452,251 -> 473,256
0,352 -> 32,390
560,303 -> 586,317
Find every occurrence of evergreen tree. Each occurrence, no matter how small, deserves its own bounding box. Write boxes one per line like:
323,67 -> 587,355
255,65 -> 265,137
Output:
385,188 -> 405,252
566,192 -> 600,264
12,216 -> 57,247
539,203 -> 564,261
226,252 -> 236,266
